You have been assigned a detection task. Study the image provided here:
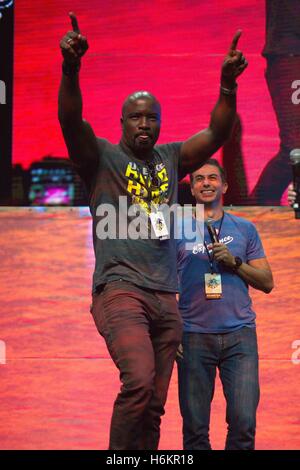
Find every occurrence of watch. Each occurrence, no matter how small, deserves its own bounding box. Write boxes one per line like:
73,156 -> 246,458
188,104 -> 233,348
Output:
233,256 -> 243,270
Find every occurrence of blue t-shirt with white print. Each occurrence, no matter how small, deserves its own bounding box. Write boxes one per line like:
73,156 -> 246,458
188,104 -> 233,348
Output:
177,212 -> 265,333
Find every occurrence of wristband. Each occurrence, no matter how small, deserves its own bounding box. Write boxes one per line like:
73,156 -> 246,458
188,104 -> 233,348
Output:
220,83 -> 238,95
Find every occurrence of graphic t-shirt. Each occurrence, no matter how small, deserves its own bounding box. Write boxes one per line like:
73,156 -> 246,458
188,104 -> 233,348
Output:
82,138 -> 183,293
177,212 -> 265,333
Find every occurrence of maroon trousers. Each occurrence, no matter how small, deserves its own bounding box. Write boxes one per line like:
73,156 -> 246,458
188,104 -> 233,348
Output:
91,280 -> 182,450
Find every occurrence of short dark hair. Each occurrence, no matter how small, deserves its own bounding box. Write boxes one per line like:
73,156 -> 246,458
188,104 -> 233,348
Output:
122,91 -> 161,117
189,158 -> 227,185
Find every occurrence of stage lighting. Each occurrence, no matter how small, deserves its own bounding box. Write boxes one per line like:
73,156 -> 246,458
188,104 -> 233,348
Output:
28,157 -> 87,206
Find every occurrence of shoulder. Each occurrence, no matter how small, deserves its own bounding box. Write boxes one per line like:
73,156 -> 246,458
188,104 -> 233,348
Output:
96,137 -> 114,152
155,142 -> 183,157
224,213 -> 262,245
95,138 -> 125,164
224,212 -> 257,230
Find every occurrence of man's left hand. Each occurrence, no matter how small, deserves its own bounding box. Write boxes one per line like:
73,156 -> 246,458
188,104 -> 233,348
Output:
221,30 -> 248,87
212,243 -> 236,268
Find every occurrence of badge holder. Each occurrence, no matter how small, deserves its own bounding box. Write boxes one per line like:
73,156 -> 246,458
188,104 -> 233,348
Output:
204,273 -> 222,299
149,210 -> 169,240
204,240 -> 222,299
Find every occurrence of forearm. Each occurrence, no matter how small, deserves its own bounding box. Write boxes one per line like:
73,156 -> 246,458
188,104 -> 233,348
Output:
179,87 -> 237,172
213,243 -> 274,294
209,85 -> 236,146
179,28 -> 247,172
58,67 -> 83,128
235,262 -> 274,293
57,14 -> 99,171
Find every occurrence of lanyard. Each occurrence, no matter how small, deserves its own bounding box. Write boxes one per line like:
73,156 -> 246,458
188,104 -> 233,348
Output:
203,212 -> 225,274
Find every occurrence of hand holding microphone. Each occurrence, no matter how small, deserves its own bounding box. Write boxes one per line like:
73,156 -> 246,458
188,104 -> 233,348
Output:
205,218 -> 240,270
205,218 -> 219,244
290,149 -> 300,219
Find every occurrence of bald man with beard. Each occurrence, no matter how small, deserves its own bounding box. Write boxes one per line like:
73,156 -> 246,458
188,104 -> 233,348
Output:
58,12 -> 248,450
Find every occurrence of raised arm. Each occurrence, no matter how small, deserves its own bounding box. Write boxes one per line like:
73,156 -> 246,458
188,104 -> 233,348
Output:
58,12 -> 99,178
180,30 -> 248,174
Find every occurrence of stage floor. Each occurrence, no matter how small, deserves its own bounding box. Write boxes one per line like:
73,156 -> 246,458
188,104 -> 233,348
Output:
0,206 -> 299,450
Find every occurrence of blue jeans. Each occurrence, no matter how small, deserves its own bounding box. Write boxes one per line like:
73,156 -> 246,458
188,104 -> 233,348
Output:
177,327 -> 260,450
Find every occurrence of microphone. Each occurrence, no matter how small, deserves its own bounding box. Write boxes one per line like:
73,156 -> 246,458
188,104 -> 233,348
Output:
205,218 -> 219,244
290,149 -> 300,219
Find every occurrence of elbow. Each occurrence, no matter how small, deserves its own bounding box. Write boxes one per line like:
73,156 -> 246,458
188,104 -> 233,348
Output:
210,127 -> 231,151
58,110 -> 71,128
263,280 -> 274,294
58,109 -> 67,128
209,126 -> 226,148
58,114 -> 81,133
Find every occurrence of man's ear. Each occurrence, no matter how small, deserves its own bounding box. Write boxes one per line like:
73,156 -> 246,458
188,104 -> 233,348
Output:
222,182 -> 228,195
190,185 -> 195,197
120,117 -> 124,129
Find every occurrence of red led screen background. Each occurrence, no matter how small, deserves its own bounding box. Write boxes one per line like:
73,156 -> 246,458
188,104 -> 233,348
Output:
13,0 -> 286,202
2,2 -> 299,451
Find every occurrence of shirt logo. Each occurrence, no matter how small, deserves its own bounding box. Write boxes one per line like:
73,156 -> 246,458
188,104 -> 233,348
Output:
192,235 -> 233,254
125,161 -> 169,215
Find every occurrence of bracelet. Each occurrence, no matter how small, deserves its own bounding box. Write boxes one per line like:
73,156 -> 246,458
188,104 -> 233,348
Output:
220,84 -> 238,95
62,61 -> 81,77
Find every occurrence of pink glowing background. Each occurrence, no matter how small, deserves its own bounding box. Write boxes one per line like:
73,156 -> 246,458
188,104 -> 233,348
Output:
13,0 -> 286,201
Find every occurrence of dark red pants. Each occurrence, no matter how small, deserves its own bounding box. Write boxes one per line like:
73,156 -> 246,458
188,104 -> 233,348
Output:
91,280 -> 182,450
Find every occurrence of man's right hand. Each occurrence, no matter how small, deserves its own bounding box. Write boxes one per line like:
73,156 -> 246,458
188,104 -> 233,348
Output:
287,183 -> 297,206
60,12 -> 89,64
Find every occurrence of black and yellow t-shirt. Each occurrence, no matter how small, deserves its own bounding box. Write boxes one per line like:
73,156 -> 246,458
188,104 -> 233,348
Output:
84,138 -> 184,293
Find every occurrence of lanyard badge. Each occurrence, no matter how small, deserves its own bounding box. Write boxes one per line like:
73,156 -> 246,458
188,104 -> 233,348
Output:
204,273 -> 222,299
202,213 -> 225,300
149,210 -> 169,240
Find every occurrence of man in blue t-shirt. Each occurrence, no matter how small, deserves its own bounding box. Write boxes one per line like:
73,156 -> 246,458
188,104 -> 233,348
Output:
177,159 -> 274,450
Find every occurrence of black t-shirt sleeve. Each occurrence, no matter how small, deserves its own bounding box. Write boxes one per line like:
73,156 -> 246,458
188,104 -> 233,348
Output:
158,141 -> 187,181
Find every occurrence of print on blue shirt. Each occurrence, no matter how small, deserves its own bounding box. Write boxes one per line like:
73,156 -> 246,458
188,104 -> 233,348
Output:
177,213 -> 265,333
